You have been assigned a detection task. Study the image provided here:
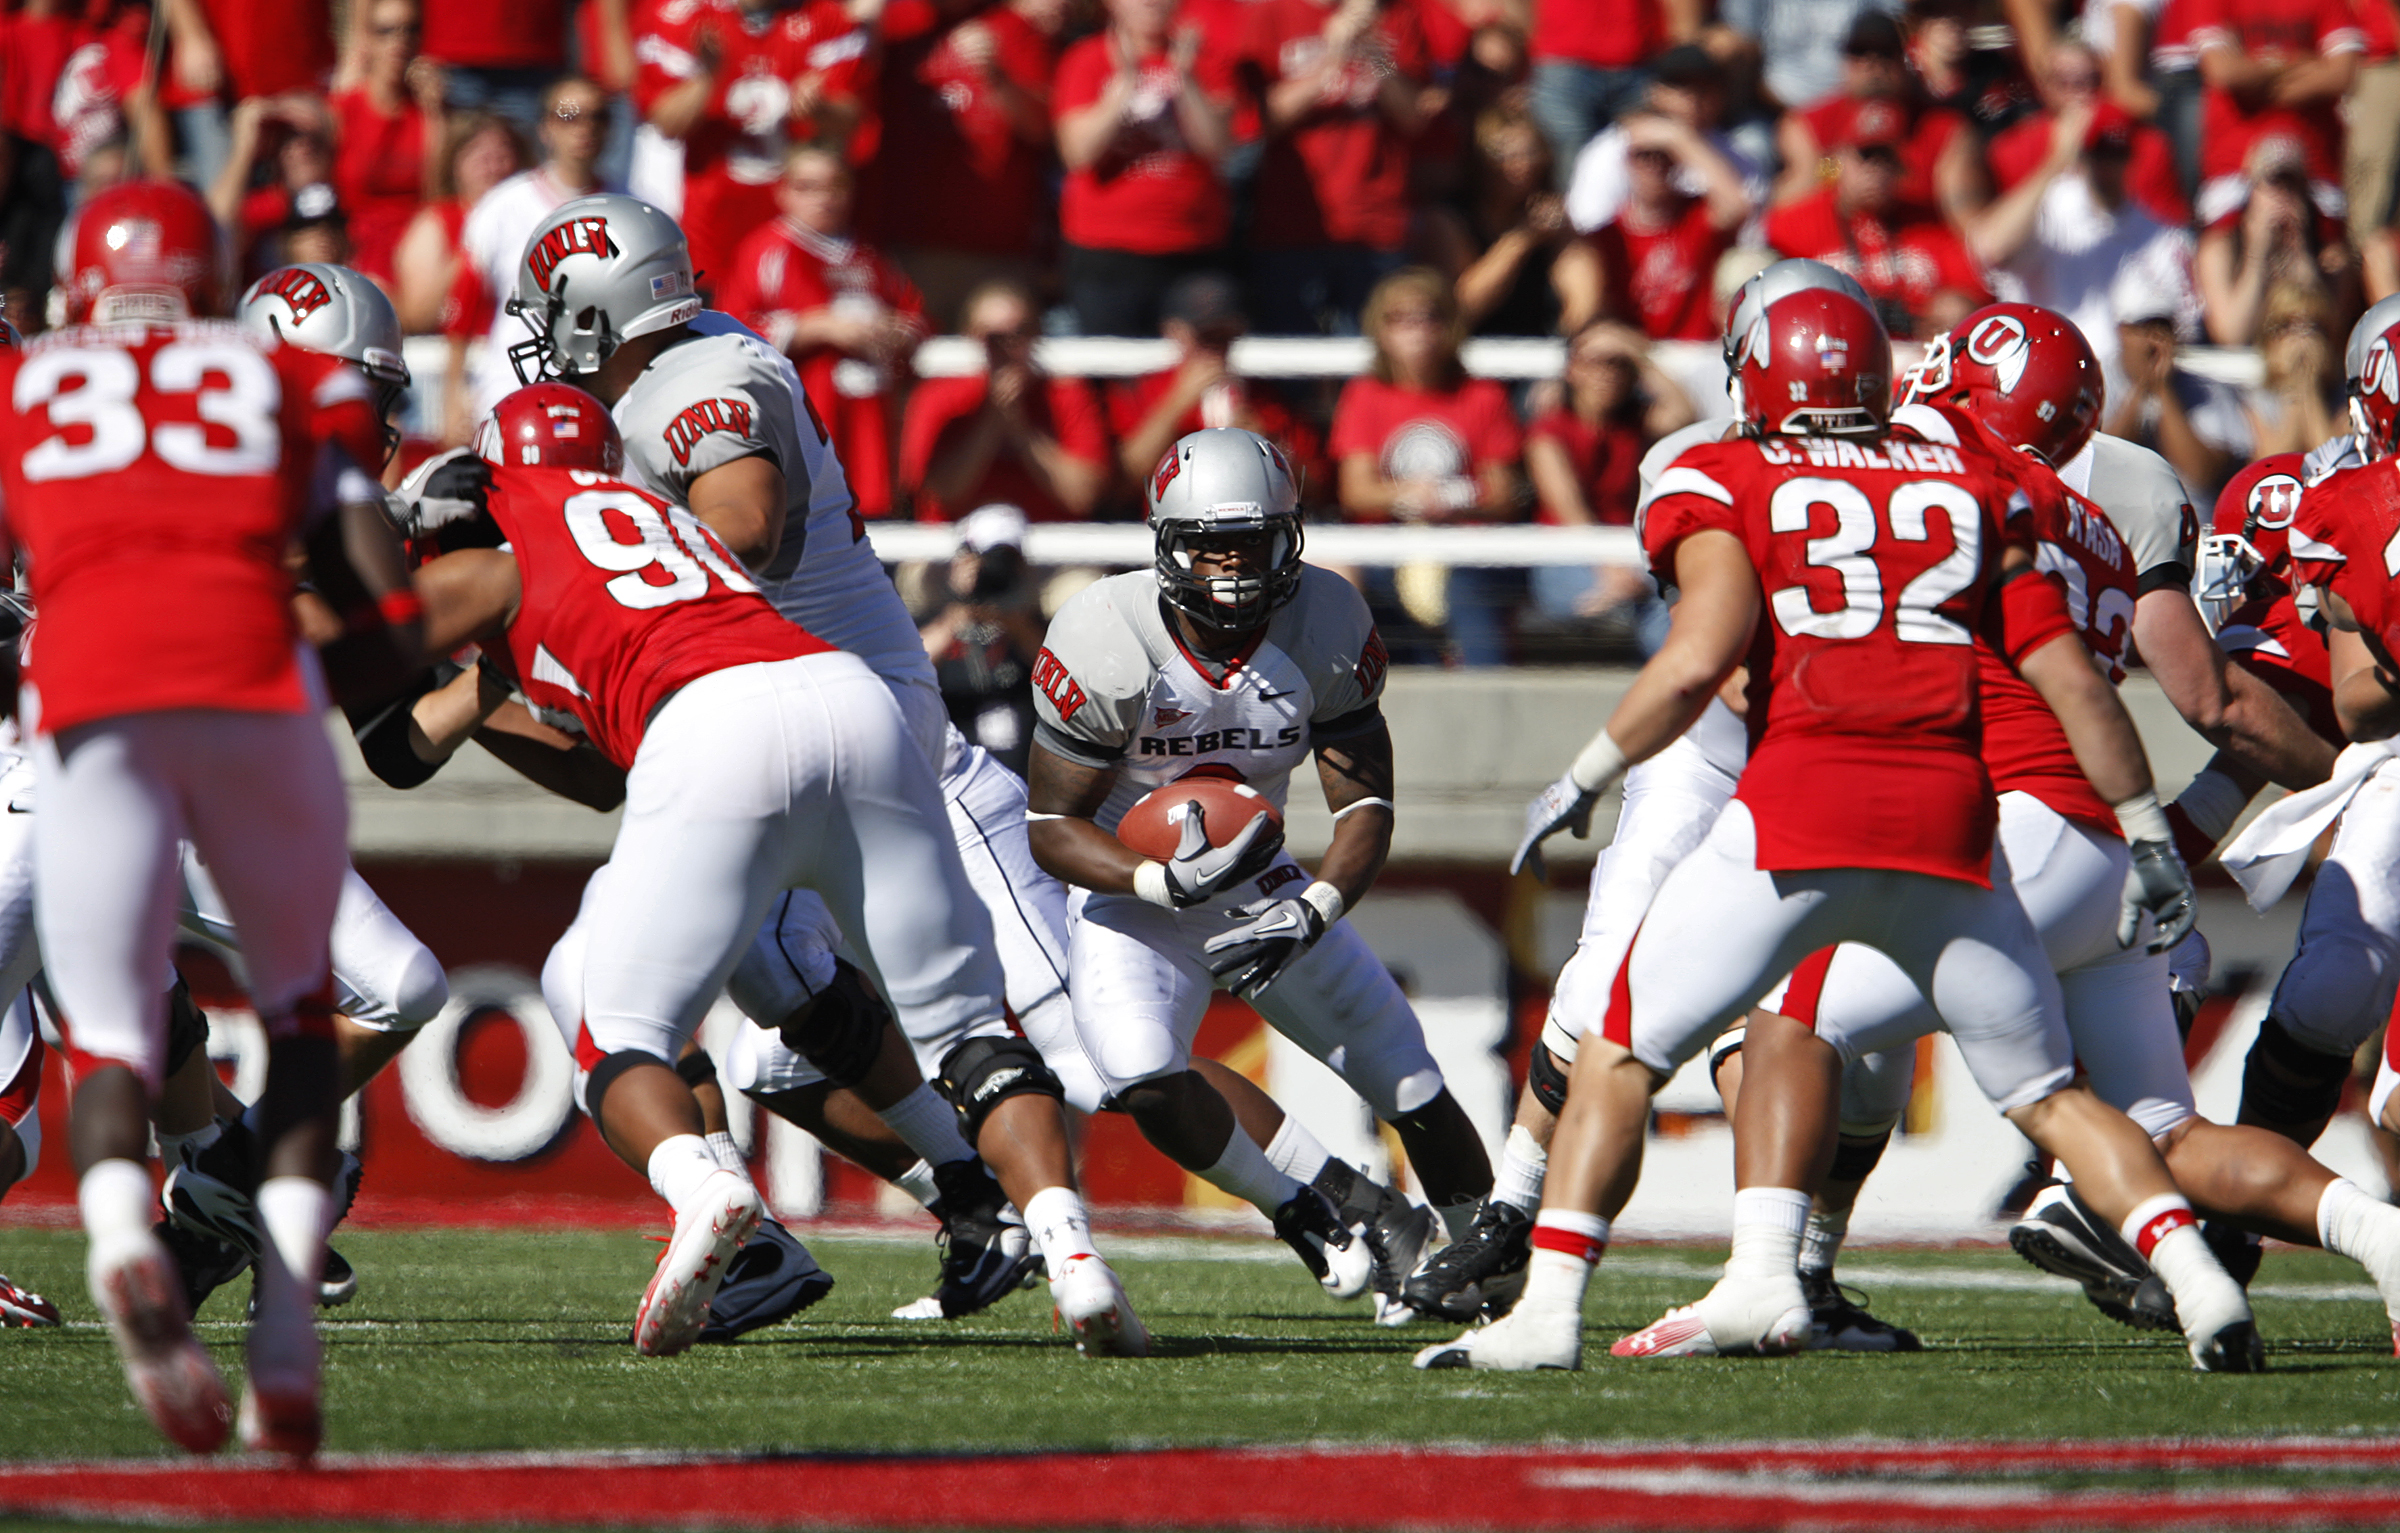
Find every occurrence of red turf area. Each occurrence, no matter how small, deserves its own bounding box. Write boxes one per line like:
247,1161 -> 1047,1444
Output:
4,1440 -> 2399,1530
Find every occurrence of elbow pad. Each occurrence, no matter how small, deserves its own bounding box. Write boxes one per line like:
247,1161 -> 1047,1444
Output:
346,666 -> 449,790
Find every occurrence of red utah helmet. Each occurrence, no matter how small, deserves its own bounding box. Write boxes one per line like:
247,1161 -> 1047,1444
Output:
476,382 -> 625,473
1903,302 -> 2102,467
2195,451 -> 2308,632
2343,293 -> 2400,462
65,180 -> 223,325
1734,286 -> 1892,437
0,317 -> 18,348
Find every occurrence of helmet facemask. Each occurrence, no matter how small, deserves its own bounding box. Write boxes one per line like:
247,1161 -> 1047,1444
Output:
2193,532 -> 2266,635
1155,512 -> 1305,637
508,276 -> 622,385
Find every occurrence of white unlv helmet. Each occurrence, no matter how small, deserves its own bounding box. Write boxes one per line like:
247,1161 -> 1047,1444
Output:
507,194 -> 700,383
1147,427 -> 1304,633
238,262 -> 410,452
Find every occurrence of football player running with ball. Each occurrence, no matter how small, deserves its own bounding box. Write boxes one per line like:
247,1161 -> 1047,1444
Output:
1024,427 -> 1493,1300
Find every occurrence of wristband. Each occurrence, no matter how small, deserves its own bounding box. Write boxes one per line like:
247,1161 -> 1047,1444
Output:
1134,859 -> 1176,909
2113,789 -> 2173,846
377,588 -> 424,627
1568,729 -> 1629,794
1301,880 -> 1346,927
1330,796 -> 1394,823
2172,767 -> 2246,841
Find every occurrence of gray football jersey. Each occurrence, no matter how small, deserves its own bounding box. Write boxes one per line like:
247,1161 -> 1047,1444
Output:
2056,433 -> 2197,594
1032,568 -> 1387,833
613,310 -> 931,688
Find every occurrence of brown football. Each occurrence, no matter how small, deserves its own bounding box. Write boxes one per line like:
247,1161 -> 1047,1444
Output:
1115,771 -> 1283,861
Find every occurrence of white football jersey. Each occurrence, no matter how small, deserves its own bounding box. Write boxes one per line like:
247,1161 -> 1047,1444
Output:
1032,568 -> 1388,834
612,310 -> 932,688
2055,432 -> 2196,593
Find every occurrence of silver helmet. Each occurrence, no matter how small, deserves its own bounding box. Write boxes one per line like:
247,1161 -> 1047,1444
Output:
239,263 -> 410,453
1147,428 -> 1305,634
506,194 -> 699,383
1723,257 -> 1874,422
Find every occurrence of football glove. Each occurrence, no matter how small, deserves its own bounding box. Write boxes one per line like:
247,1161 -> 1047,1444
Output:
2119,839 -> 2198,952
1205,894 -> 1329,998
397,447 -> 494,539
1511,771 -> 1602,881
1160,809 -> 1283,908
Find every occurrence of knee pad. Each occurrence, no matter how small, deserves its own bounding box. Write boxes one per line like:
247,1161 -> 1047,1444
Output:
387,948 -> 451,1032
1526,1042 -> 1572,1116
582,1047 -> 669,1122
163,971 -> 209,1078
2239,1013 -> 2355,1137
938,1035 -> 1064,1144
1829,1127 -> 1892,1184
1706,1021 -> 1748,1084
777,962 -> 888,1091
2273,934 -> 2397,1057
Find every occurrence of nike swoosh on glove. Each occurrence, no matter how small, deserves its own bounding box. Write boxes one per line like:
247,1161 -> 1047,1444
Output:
1204,895 -> 1328,998
395,447 -> 494,539
2119,839 -> 2198,952
1162,809 -> 1285,907
1511,770 -> 1602,881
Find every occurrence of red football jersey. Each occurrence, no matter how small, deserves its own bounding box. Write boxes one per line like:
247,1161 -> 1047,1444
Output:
482,465 -> 831,767
2222,591 -> 2339,738
0,321 -> 383,737
1641,428 -> 2073,884
2290,457 -> 2400,680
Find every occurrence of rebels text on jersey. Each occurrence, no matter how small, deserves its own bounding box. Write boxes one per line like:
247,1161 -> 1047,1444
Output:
1030,566 -> 1388,835
0,320 -> 383,735
480,463 -> 828,767
1643,429 -> 2076,884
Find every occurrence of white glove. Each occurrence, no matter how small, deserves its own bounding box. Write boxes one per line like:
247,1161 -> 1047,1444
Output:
1511,772 -> 1600,881
2119,839 -> 2198,952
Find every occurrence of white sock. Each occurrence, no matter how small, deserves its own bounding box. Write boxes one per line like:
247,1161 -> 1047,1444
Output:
1799,1203 -> 1850,1277
1263,1113 -> 1333,1185
894,1158 -> 942,1209
1727,1186 -> 1811,1282
1492,1124 -> 1548,1214
2318,1177 -> 2400,1320
2123,1194 -> 2247,1333
1519,1208 -> 1607,1317
1436,1198 -> 1479,1242
78,1158 -> 157,1253
1201,1127 -> 1303,1215
1023,1184 -> 1100,1280
253,1176 -> 330,1309
645,1134 -> 722,1210
157,1120 -> 222,1162
704,1131 -> 748,1175
878,1084 -> 975,1167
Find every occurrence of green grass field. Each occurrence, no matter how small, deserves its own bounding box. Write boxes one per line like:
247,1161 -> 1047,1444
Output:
6,1225 -> 2400,1461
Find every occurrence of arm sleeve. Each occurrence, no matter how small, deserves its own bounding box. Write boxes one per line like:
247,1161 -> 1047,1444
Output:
1987,563 -> 2081,667
343,665 -> 452,790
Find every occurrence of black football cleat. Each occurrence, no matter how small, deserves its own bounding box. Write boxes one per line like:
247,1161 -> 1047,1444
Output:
2009,1181 -> 2180,1333
1803,1270 -> 1922,1352
1401,1199 -> 1531,1323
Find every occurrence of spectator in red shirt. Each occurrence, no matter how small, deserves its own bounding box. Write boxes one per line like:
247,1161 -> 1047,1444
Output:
1330,266 -> 1526,665
1107,272 -> 1329,504
900,280 -> 1113,522
638,0 -> 871,298
1423,101 -> 1603,338
1773,10 -> 1984,229
720,143 -> 931,520
1052,0 -> 1236,336
1526,321 -> 1694,652
2348,0 -> 2400,246
1528,0 -> 1696,187
420,0 -> 571,131
50,0 -> 172,185
1245,0 -> 1436,334
207,93 -> 348,282
159,0 -> 336,187
871,0 -> 1067,330
1984,43 -> 2188,224
326,0 -> 447,287
2190,0 -> 2362,227
391,109 -> 524,332
1761,102 -> 1992,337
1588,110 -> 1749,340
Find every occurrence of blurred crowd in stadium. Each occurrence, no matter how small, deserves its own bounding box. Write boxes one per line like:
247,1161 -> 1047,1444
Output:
0,0 -> 2385,663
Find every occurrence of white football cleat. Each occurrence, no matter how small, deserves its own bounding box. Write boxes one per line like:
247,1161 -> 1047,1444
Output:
1412,1306 -> 1581,1371
89,1235 -> 231,1454
240,1276 -> 323,1459
1614,1277 -> 1811,1360
1051,1255 -> 1149,1358
634,1170 -> 763,1358
0,1272 -> 60,1328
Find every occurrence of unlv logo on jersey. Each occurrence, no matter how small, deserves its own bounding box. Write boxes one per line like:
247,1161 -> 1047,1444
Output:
1964,313 -> 2031,393
2247,472 -> 2304,532
662,398 -> 756,466
527,217 -> 620,293
1030,648 -> 1087,721
253,266 -> 332,324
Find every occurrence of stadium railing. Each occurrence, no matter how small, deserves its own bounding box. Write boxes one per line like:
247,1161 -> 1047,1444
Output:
399,334 -> 2268,572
